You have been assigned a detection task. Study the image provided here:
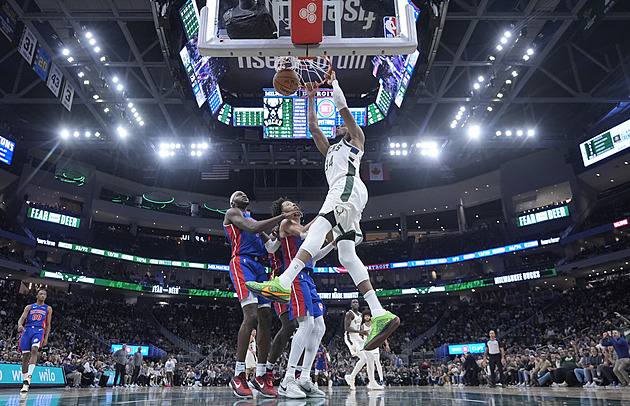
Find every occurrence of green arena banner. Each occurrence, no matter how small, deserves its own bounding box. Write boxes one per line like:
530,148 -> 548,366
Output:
0,364 -> 65,386
27,207 -> 80,228
517,206 -> 569,227
40,270 -> 236,298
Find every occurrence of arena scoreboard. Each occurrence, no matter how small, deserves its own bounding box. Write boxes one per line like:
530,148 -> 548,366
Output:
233,107 -> 264,126
0,134 -> 15,165
262,88 -> 367,139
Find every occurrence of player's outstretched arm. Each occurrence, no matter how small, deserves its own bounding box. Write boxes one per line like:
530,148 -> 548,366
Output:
327,71 -> 365,150
17,304 -> 30,332
306,82 -> 330,156
224,208 -> 298,235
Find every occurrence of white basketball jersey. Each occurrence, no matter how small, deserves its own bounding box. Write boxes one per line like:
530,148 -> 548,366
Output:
347,310 -> 362,339
324,138 -> 364,187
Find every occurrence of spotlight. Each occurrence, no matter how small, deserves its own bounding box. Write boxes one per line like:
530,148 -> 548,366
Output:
487,106 -> 493,111
62,48 -> 70,56
135,116 -> 141,122
527,129 -> 535,136
477,76 -> 485,82
402,143 -> 407,148
112,77 -> 119,83
488,55 -> 496,61
522,55 -> 530,61
497,93 -> 503,98
139,121 -> 144,126
504,31 -> 511,38
390,150 -> 395,155
131,108 -> 136,113
191,143 -> 196,149
159,150 -> 169,158
389,142 -> 395,148
395,150 -> 401,155
395,143 -> 400,148
496,45 -> 503,51
117,126 -> 127,138
176,144 -> 181,149
78,71 -> 84,78
83,80 -> 90,85
505,79 -> 512,84
500,37 -> 507,44
506,130 -> 512,136
61,130 -> 69,139
89,38 -> 96,46
92,94 -> 99,99
170,151 -> 174,156
67,56 -> 74,63
190,151 -> 196,157
85,131 -> 91,137
85,32 -> 93,39
459,106 -> 466,112
95,132 -> 100,137
128,102 -> 133,108
416,143 -> 421,148
116,84 -> 123,91
450,122 -> 457,128
527,48 -> 534,55
402,150 -> 408,156
517,130 -> 523,136
170,143 -> 175,149
512,70 -> 518,77
196,151 -> 203,157
73,131 -> 80,137
468,125 -> 480,138
104,107 -> 109,113
473,83 -> 480,90
100,56 -> 106,62
94,46 -> 100,53
201,143 -> 208,149
495,131 -> 501,136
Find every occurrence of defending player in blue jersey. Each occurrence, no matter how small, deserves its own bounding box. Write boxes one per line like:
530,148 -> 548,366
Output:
314,343 -> 332,388
223,190 -> 299,398
17,289 -> 52,393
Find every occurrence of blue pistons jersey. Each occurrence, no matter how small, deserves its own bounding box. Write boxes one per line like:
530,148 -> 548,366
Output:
25,303 -> 48,328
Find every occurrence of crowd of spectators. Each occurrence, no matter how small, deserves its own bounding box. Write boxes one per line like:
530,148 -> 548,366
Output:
566,235 -> 630,263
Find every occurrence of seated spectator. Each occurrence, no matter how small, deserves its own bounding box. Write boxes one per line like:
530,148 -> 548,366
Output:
63,357 -> 82,387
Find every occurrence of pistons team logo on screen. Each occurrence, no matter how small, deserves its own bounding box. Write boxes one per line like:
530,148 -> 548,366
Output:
317,99 -> 335,119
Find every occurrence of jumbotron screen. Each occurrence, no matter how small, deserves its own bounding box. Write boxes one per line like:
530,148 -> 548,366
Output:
262,88 -> 366,139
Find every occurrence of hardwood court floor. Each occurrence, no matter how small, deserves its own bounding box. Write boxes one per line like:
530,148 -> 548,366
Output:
2,385 -> 630,406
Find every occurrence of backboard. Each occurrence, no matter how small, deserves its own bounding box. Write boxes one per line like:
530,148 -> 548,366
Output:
197,0 -> 418,57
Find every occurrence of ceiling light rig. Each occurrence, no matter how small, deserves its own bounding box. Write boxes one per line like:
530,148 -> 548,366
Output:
388,141 -> 440,157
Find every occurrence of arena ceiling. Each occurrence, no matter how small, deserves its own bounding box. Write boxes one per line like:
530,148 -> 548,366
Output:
0,0 -> 629,197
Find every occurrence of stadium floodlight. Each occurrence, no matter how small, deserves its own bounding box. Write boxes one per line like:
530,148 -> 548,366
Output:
139,121 -> 144,126
505,79 -> 512,84
497,93 -> 503,98
495,131 -> 501,136
512,70 -> 518,77
450,121 -> 457,128
159,150 -> 169,158
516,130 -> 523,136
473,83 -> 480,90
128,102 -> 133,108
505,130 -> 512,136
78,71 -> 84,78
487,106 -> 493,111
104,107 -> 109,113
85,131 -> 91,137
89,38 -> 96,46
527,129 -> 535,136
117,126 -> 127,138
488,55 -> 496,61
504,31 -> 511,38
73,131 -> 80,137
62,48 -> 70,56
402,150 -> 408,156
116,84 -> 123,91
390,150 -> 395,155
94,132 -> 100,137
527,48 -> 534,55
85,32 -> 93,39
496,45 -> 503,51
478,76 -> 485,82
468,125 -> 480,138
522,55 -> 530,61
61,130 -> 70,139
390,142 -> 395,148
201,143 -> 208,149
402,143 -> 407,148
112,77 -> 119,83
459,106 -> 466,112
500,37 -> 507,44
67,57 -> 74,63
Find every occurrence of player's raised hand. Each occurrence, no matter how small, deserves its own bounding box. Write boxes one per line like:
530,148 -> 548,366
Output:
305,82 -> 318,97
325,70 -> 337,85
17,325 -> 24,333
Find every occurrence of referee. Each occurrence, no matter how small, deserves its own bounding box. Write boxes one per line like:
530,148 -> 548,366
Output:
483,330 -> 505,387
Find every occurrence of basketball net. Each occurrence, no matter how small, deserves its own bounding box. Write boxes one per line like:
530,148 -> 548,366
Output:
274,56 -> 332,88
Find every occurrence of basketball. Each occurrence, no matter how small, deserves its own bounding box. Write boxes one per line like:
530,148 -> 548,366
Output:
273,69 -> 300,96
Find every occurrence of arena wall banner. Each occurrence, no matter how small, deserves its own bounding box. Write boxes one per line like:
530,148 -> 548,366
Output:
0,364 -> 65,387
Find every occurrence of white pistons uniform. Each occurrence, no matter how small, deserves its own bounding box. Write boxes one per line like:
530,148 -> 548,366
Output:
319,138 -> 368,244
344,310 -> 364,357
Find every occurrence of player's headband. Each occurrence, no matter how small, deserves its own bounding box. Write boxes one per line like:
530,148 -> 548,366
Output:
230,191 -> 242,206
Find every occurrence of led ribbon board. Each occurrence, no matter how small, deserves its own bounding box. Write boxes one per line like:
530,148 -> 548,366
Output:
0,364 -> 65,386
40,270 -> 237,298
517,206 -> 569,227
448,343 -> 486,355
111,344 -> 149,356
48,239 -> 545,274
27,207 -> 80,228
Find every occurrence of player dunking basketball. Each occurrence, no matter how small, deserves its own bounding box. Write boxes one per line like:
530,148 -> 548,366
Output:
17,289 -> 52,393
223,191 -> 299,398
247,71 -> 400,352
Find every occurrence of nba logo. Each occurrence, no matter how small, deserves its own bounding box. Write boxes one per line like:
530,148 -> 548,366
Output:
384,17 -> 398,38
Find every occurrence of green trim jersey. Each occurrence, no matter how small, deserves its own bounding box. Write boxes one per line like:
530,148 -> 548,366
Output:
324,138 -> 363,189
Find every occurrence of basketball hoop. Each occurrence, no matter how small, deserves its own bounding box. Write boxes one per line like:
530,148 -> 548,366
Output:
274,56 -> 332,88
